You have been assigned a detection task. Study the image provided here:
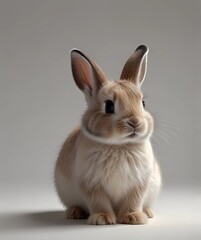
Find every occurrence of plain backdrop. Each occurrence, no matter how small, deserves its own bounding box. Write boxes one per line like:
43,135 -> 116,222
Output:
0,0 -> 201,239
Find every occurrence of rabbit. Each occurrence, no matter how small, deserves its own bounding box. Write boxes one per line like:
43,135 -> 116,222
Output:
54,45 -> 161,225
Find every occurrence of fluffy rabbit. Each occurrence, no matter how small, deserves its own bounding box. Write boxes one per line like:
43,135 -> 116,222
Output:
54,45 -> 161,225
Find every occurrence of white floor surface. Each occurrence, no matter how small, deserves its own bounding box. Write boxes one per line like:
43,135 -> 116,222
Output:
0,187 -> 201,240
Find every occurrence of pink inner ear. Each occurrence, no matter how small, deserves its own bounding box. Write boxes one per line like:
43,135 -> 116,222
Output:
72,54 -> 93,91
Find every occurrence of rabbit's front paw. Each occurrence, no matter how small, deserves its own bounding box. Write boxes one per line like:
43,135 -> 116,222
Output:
66,206 -> 89,219
143,207 -> 154,218
87,213 -> 116,225
119,211 -> 148,225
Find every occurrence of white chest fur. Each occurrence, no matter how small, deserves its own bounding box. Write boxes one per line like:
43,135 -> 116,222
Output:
75,138 -> 154,203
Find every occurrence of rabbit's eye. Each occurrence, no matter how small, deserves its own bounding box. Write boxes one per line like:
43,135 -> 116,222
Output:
142,100 -> 145,108
105,100 -> 115,113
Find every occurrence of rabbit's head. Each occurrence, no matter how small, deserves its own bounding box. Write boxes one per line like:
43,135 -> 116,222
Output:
71,45 -> 154,144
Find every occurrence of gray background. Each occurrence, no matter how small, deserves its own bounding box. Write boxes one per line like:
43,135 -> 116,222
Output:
0,0 -> 201,239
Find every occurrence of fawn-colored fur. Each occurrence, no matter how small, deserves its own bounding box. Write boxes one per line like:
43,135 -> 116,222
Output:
55,45 -> 161,225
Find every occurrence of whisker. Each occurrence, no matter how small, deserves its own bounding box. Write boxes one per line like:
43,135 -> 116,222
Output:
159,126 -> 179,138
151,135 -> 160,145
159,122 -> 180,130
158,129 -> 171,140
155,131 -> 170,145
160,120 -> 175,124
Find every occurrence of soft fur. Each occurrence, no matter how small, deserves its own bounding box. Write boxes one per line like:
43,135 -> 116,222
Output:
54,45 -> 161,225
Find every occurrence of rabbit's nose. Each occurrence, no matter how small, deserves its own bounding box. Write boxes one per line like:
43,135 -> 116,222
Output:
127,119 -> 141,128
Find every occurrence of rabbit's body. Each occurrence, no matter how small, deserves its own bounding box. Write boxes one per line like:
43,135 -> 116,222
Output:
54,45 -> 161,224
55,128 -> 160,216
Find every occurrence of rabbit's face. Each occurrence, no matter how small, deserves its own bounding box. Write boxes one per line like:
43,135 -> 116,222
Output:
82,80 -> 153,144
71,45 -> 153,144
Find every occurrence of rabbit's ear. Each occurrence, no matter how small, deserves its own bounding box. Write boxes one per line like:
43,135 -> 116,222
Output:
120,45 -> 149,87
71,49 -> 107,95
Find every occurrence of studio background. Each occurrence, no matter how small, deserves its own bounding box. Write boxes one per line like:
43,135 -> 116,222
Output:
0,0 -> 201,239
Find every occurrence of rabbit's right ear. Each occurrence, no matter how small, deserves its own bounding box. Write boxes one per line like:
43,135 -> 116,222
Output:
120,45 -> 149,87
71,49 -> 107,95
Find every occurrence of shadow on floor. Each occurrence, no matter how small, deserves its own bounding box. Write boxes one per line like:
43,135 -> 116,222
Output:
0,210 -> 88,231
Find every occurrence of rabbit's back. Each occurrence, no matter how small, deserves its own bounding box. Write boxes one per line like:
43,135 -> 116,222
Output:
55,127 -> 88,210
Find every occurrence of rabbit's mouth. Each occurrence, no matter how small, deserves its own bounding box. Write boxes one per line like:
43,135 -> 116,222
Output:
128,132 -> 137,138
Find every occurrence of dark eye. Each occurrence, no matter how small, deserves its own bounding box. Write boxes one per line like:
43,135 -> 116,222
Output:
105,100 -> 115,113
142,100 -> 145,108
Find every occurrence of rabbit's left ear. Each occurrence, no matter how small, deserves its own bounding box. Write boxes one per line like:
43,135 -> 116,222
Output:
71,49 -> 107,95
120,45 -> 149,87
